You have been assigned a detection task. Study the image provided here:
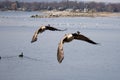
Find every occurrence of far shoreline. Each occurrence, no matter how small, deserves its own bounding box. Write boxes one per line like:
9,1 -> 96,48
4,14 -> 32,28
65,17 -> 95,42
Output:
31,10 -> 120,18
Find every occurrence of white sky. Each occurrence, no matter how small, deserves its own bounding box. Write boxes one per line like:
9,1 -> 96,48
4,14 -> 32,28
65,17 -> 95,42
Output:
1,0 -> 120,3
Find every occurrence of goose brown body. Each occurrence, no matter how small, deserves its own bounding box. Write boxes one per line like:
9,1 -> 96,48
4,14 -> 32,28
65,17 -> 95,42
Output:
31,25 -> 67,43
57,31 -> 98,63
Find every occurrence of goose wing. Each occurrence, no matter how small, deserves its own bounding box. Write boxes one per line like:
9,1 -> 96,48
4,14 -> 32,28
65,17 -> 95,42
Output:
46,26 -> 67,31
31,28 -> 43,43
31,30 -> 39,43
57,35 -> 67,63
73,33 -> 98,44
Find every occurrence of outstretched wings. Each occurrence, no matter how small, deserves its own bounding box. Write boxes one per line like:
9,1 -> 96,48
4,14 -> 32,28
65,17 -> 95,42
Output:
57,33 -> 98,63
31,26 -> 67,43
57,42 -> 64,63
46,26 -> 67,31
57,35 -> 67,63
73,33 -> 98,44
31,26 -> 45,43
31,30 -> 39,43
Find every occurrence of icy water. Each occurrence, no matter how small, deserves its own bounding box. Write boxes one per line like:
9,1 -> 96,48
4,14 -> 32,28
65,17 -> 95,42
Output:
0,11 -> 120,80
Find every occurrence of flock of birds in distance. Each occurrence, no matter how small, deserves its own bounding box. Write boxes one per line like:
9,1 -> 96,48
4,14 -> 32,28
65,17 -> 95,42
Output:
0,24 -> 98,63
31,24 -> 98,63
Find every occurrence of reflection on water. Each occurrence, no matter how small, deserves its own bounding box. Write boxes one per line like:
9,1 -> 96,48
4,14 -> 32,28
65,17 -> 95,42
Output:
0,54 -> 41,61
0,11 -> 120,80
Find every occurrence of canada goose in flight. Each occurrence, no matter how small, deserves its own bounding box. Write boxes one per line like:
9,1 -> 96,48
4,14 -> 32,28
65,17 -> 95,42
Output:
31,24 -> 67,43
57,31 -> 98,63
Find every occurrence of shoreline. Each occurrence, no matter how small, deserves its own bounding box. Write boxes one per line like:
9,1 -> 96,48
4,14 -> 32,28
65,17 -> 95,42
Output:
31,11 -> 120,18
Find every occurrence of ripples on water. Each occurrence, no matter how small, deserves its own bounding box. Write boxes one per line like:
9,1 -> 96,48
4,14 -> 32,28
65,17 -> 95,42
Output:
0,11 -> 120,80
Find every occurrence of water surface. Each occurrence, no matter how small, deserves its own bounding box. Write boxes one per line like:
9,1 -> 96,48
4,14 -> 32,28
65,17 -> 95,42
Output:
0,11 -> 120,80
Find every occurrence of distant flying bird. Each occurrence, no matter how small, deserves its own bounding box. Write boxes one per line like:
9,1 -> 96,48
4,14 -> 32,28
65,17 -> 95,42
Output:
31,24 -> 67,43
57,31 -> 98,63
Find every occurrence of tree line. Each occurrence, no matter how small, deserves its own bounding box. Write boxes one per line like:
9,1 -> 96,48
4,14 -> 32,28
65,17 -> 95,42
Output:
0,1 -> 120,12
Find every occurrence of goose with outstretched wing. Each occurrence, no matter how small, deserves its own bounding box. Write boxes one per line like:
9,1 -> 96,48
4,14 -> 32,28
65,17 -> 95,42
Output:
31,24 -> 67,43
57,31 -> 98,63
